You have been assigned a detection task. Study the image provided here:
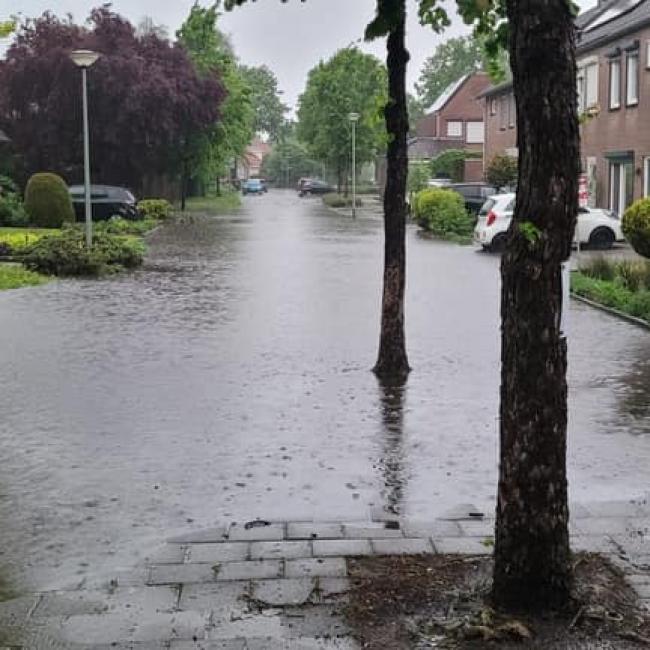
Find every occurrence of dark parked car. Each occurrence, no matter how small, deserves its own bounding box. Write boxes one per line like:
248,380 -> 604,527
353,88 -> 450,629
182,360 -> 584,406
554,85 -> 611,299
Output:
242,179 -> 266,195
69,185 -> 140,221
448,183 -> 498,216
299,179 -> 335,196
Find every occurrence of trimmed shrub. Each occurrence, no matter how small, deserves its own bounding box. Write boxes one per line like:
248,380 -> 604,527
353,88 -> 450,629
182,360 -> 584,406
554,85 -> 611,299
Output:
622,197 -> 650,258
414,187 -> 474,239
137,199 -> 172,220
24,173 -> 74,228
322,193 -> 363,208
485,155 -> 518,190
23,227 -> 144,277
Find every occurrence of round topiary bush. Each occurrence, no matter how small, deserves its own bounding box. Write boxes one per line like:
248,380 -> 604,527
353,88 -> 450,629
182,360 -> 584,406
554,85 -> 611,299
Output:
414,187 -> 473,239
623,197 -> 650,258
24,172 -> 74,228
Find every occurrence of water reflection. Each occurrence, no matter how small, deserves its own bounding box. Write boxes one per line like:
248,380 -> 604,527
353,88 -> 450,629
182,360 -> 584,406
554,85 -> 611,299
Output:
375,376 -> 408,516
616,338 -> 650,431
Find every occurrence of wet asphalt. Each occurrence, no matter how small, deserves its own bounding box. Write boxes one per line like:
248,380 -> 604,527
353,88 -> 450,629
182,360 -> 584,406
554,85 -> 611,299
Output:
1,189 -> 649,593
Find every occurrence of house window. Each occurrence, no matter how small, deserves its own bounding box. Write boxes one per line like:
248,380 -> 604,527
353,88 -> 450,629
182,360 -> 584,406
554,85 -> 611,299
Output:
578,61 -> 599,111
644,157 -> 650,197
609,59 -> 621,109
499,96 -> 508,129
490,98 -> 497,115
647,41 -> 650,68
508,93 -> 516,128
466,121 -> 484,144
609,160 -> 634,216
447,121 -> 462,137
627,51 -> 639,105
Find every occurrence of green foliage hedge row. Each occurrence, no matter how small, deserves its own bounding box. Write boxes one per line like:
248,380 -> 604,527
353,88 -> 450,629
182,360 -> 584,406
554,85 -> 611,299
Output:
572,271 -> 650,322
622,197 -> 650,259
23,227 -> 145,276
24,173 -> 74,228
322,193 -> 363,208
96,216 -> 159,236
137,199 -> 173,220
414,187 -> 474,241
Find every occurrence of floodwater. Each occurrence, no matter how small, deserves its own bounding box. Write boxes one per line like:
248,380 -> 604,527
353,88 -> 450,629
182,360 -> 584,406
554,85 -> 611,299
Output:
1,190 -> 649,593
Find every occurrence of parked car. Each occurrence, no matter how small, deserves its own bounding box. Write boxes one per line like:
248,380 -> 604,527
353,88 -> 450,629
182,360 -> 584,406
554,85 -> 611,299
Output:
474,192 -> 625,252
68,185 -> 140,221
427,177 -> 452,188
242,179 -> 265,195
299,179 -> 335,196
447,182 -> 498,216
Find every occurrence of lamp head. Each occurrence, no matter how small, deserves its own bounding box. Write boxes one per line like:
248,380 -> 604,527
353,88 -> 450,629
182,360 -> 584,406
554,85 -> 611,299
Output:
348,112 -> 360,122
70,50 -> 100,68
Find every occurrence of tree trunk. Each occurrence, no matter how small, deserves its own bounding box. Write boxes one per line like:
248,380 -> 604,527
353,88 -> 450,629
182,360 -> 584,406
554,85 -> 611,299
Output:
337,164 -> 342,195
216,176 -> 221,197
493,0 -> 579,611
373,0 -> 410,380
180,162 -> 187,212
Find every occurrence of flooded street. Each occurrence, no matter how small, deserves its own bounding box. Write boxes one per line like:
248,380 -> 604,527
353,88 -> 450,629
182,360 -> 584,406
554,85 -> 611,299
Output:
1,189 -> 650,594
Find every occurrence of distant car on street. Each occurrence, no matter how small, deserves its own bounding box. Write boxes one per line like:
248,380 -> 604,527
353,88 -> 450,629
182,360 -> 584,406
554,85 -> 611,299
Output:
242,179 -> 265,195
447,182 -> 498,216
299,179 -> 335,197
68,185 -> 140,221
474,192 -> 625,252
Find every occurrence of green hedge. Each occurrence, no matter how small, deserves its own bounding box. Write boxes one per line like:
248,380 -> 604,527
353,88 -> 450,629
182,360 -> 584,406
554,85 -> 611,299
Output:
572,256 -> 650,322
414,187 -> 473,241
23,227 -> 145,277
137,199 -> 172,220
24,173 -> 74,228
322,193 -> 363,208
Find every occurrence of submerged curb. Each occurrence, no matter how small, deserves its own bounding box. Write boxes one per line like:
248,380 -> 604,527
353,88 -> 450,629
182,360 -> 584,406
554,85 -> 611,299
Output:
571,292 -> 650,331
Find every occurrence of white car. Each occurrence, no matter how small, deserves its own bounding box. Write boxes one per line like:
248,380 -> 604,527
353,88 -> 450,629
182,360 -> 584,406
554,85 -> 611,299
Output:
474,193 -> 625,252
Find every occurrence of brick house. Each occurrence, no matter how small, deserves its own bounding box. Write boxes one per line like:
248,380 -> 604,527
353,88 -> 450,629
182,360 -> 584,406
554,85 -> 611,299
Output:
236,137 -> 271,180
408,72 -> 492,182
481,0 -> 650,214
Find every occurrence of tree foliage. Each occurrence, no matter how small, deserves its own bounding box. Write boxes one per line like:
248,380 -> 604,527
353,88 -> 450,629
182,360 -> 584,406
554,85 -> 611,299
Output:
485,153 -> 517,189
238,65 -> 288,141
177,2 -> 255,186
261,138 -> 320,187
416,36 -> 485,108
297,48 -> 387,188
0,7 -> 225,193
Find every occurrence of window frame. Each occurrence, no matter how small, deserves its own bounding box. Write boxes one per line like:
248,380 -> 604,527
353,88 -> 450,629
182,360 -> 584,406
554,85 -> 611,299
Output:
499,96 -> 508,130
465,121 -> 484,144
508,93 -> 516,128
609,58 -> 621,110
446,120 -> 463,137
626,51 -> 639,106
644,157 -> 650,197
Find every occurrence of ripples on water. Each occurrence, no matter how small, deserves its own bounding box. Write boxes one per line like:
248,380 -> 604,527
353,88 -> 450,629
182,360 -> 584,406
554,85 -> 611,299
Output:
0,190 -> 649,592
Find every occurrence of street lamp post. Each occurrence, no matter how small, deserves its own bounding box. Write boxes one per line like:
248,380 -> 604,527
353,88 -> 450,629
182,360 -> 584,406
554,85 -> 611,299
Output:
348,113 -> 359,218
70,49 -> 100,248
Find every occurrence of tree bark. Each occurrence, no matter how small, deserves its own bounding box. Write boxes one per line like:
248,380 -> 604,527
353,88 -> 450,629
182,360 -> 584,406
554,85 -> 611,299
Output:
216,176 -> 221,196
493,0 -> 579,611
373,0 -> 410,380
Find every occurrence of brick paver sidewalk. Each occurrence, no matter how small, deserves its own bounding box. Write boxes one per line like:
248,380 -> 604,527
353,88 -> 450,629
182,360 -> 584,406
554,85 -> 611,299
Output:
2,500 -> 650,648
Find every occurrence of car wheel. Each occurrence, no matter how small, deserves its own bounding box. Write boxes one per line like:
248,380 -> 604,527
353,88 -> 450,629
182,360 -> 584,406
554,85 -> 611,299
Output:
588,227 -> 615,250
489,233 -> 508,253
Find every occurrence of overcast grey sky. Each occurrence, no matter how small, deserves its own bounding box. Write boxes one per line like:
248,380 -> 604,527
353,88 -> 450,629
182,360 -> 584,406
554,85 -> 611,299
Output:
9,0 -> 597,112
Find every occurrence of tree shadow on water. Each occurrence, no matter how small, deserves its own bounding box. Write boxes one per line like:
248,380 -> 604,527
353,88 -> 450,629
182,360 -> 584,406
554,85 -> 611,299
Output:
375,375 -> 408,517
